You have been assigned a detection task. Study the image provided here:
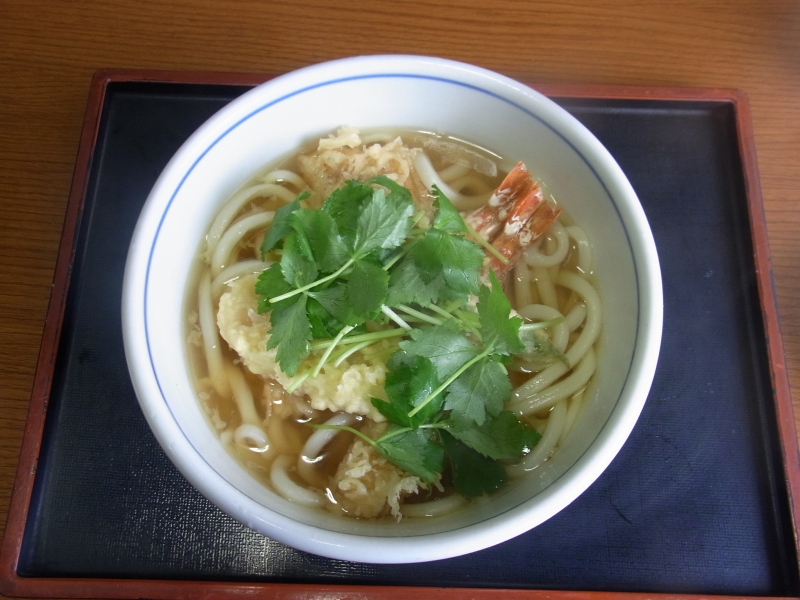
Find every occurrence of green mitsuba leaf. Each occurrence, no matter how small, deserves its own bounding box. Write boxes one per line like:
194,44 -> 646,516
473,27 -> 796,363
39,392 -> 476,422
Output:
307,284 -> 354,326
409,229 -> 484,296
399,321 -> 480,381
478,270 -> 524,355
343,259 -> 389,321
519,328 -> 569,367
432,185 -> 468,233
371,393 -> 444,429
443,356 -> 510,425
321,180 -> 375,243
260,193 -> 306,257
372,353 -> 443,428
376,427 -> 444,483
280,232 -> 318,288
444,411 -> 541,460
385,256 -> 447,306
353,187 -> 415,257
289,215 -> 315,262
290,208 -> 350,273
368,175 -> 415,205
255,263 -> 293,314
306,296 -> 342,339
441,431 -> 507,497
266,293 -> 311,376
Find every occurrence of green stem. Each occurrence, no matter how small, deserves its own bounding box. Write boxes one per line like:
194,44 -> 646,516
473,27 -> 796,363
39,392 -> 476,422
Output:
520,316 -> 565,331
394,304 -> 443,326
425,302 -> 457,321
269,257 -> 355,303
333,340 -> 374,367
286,370 -> 311,394
382,245 -> 409,270
377,426 -> 413,444
465,222 -> 509,265
375,422 -> 448,445
408,347 -> 492,417
444,299 -> 465,313
309,423 -> 376,447
453,309 -> 482,340
381,305 -> 412,330
312,325 -> 353,377
391,315 -> 430,324
362,343 -> 400,361
310,327 -> 407,351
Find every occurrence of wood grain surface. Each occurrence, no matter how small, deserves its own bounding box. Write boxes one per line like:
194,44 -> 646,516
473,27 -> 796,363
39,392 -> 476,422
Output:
1,0 -> 799,597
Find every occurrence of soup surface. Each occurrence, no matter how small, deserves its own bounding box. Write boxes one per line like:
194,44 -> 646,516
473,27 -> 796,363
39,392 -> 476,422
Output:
186,127 -> 601,521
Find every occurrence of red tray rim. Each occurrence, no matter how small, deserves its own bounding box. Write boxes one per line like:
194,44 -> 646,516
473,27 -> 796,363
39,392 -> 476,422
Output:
0,68 -> 796,600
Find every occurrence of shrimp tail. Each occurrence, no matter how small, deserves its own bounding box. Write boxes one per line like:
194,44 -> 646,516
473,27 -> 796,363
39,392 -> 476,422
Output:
466,162 -> 536,239
487,202 -> 562,279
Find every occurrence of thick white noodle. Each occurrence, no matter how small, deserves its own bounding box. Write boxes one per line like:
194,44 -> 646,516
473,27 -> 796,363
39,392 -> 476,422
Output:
234,423 -> 270,452
211,259 -> 271,298
448,173 -> 492,195
220,428 -> 233,446
198,271 -> 229,398
512,348 -> 596,416
533,267 -> 558,309
258,169 -> 308,191
271,455 -> 325,507
206,184 -> 294,259
401,494 -> 466,518
517,304 -> 568,352
267,415 -> 295,453
559,389 -> 585,446
225,362 -> 261,425
211,211 -> 274,278
301,413 -> 357,461
510,272 -> 601,403
291,395 -> 318,418
566,225 -> 593,274
545,235 -> 561,285
413,153 -> 491,211
508,399 -> 568,477
548,263 -> 561,287
297,413 -> 357,485
525,220 -> 570,268
437,163 -> 470,182
564,303 -> 588,332
513,261 -> 533,309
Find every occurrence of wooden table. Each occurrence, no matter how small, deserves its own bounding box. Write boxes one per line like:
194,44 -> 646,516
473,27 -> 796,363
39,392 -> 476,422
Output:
1,0 -> 799,597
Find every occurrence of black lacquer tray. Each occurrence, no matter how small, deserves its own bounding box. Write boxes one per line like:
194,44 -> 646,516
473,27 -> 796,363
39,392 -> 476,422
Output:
1,72 -> 797,599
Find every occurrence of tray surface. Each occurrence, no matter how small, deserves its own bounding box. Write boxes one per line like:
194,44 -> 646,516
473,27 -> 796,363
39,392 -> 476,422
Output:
12,81 -> 798,596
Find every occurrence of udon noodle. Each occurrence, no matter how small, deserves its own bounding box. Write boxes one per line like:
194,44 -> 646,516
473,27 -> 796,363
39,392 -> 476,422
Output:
186,127 -> 601,521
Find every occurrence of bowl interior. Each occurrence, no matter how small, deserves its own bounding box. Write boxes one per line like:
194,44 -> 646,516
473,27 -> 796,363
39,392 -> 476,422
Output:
125,57 -> 658,558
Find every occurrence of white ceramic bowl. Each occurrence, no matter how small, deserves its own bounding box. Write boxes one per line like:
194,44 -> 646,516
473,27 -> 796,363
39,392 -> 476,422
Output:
122,55 -> 662,563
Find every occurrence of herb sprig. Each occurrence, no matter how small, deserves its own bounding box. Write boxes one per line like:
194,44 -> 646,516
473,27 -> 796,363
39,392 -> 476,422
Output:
256,178 -> 554,497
